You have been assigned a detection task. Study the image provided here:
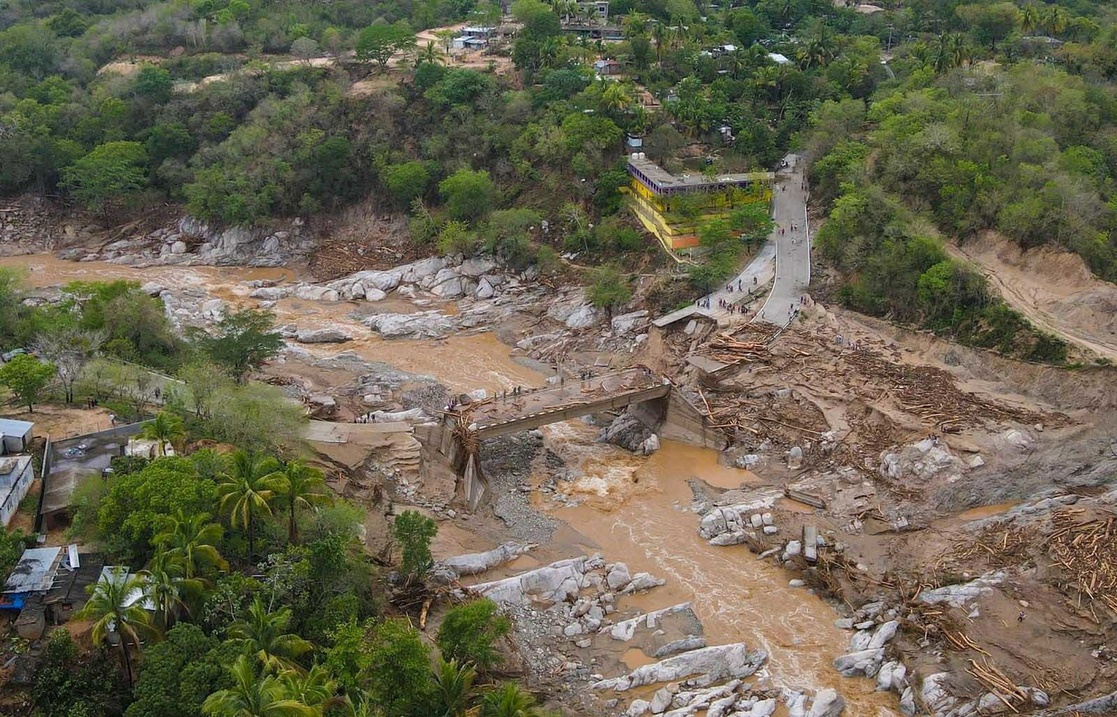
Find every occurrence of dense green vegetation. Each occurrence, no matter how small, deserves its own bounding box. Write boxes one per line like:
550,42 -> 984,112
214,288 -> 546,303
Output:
0,273 -> 545,716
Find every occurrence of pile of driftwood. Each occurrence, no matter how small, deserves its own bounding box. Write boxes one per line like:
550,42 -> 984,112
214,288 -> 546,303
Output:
841,349 -> 1056,431
701,332 -> 771,365
948,524 -> 1032,570
966,658 -> 1033,712
1048,510 -> 1117,617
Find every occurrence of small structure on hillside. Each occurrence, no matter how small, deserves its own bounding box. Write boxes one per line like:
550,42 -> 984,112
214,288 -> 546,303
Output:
0,455 -> 34,528
0,418 -> 33,455
40,423 -> 145,531
625,153 -> 773,250
593,59 -> 623,77
1,546 -> 104,643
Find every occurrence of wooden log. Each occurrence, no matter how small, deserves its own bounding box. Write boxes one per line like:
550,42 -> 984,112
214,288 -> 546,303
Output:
785,488 -> 826,509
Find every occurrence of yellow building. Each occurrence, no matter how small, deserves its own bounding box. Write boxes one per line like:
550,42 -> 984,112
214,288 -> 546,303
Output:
626,154 -> 773,251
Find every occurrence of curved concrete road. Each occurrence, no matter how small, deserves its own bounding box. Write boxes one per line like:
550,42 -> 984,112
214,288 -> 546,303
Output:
754,154 -> 811,326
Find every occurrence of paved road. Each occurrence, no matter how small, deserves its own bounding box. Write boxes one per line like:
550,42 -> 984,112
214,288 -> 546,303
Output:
754,154 -> 810,326
653,154 -> 811,329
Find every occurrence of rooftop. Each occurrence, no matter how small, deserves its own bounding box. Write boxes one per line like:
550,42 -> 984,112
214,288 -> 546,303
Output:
627,155 -> 774,192
0,418 -> 33,437
3,547 -> 62,594
0,455 -> 30,479
43,424 -> 144,518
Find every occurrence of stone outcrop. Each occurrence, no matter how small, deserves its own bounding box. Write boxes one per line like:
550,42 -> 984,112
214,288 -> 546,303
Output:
364,311 -> 455,339
606,603 -> 695,641
592,643 -> 767,692
879,438 -> 965,485
432,543 -> 535,581
295,328 -> 351,343
917,571 -> 1004,608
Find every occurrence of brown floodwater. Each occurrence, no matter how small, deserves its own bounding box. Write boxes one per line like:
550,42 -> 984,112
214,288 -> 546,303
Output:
0,254 -> 543,394
538,422 -> 889,714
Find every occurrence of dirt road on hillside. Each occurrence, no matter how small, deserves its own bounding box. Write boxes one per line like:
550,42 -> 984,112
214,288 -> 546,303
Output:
944,234 -> 1117,363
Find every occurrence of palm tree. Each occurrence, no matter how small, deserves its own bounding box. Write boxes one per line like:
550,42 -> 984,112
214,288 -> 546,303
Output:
433,658 -> 477,717
480,683 -> 543,717
270,460 -> 331,545
418,41 -> 443,65
217,450 -> 281,561
155,509 -> 228,580
202,656 -> 316,717
651,22 -> 667,63
1044,6 -> 1068,36
280,665 -> 336,711
601,82 -> 634,116
142,553 -> 204,631
139,410 -> 186,457
228,596 -> 312,673
1020,5 -> 1039,34
74,567 -> 161,684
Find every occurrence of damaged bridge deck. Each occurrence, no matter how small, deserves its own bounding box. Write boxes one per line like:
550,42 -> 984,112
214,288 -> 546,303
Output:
449,367 -> 671,440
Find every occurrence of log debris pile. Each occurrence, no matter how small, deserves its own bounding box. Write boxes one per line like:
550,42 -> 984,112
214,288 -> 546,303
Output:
701,333 -> 771,366
840,350 -> 1053,432
948,524 -> 1032,570
1047,511 -> 1117,617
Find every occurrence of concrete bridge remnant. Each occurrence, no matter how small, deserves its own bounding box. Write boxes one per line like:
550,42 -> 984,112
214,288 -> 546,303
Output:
430,367 -> 725,509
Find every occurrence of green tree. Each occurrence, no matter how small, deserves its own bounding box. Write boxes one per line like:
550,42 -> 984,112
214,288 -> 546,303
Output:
436,599 -> 510,675
384,161 -> 432,206
33,631 -> 126,717
393,510 -> 437,580
134,66 -> 174,103
195,308 -> 283,382
356,22 -> 416,71
95,457 -> 217,564
290,37 -> 320,64
75,567 -> 161,684
202,655 -> 316,717
154,509 -> 228,580
585,265 -> 633,321
126,624 -> 227,717
956,2 -> 1019,50
140,410 -> 187,456
271,460 -> 332,544
228,597 -> 313,673
217,450 -> 281,561
364,618 -> 434,717
439,169 -> 497,221
61,141 -> 149,213
0,353 -> 55,412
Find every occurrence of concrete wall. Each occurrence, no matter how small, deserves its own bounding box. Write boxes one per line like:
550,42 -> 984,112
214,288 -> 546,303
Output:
660,392 -> 728,450
0,457 -> 34,528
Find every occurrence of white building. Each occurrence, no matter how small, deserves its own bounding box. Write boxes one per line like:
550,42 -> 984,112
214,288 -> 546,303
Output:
0,455 -> 33,528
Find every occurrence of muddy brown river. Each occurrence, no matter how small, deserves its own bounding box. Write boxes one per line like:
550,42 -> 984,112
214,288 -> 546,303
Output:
5,254 -> 890,713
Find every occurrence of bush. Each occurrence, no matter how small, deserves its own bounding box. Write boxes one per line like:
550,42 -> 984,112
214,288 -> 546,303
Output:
393,510 -> 437,579
436,598 -> 510,674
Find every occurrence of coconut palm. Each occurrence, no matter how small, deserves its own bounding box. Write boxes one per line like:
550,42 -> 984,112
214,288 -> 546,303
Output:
269,460 -> 331,545
480,682 -> 543,717
601,82 -> 634,115
1044,6 -> 1068,36
1020,5 -> 1039,34
418,41 -> 443,65
651,22 -> 667,63
142,553 -> 204,631
217,450 -> 281,561
433,658 -> 478,717
280,664 -> 336,711
139,410 -> 186,457
155,509 -> 228,580
202,655 -> 316,717
74,567 -> 160,684
227,596 -> 312,673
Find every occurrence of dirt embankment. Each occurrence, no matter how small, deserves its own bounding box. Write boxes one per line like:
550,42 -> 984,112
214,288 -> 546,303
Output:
945,232 -> 1117,364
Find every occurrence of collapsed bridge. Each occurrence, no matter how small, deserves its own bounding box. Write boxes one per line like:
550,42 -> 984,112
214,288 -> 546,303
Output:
434,367 -> 683,508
